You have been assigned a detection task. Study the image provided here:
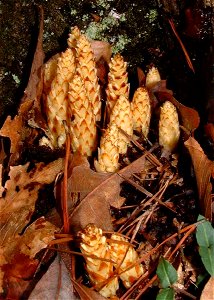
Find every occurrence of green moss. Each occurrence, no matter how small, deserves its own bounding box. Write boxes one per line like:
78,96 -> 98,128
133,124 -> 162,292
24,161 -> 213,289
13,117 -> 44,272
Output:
112,34 -> 131,54
145,9 -> 158,23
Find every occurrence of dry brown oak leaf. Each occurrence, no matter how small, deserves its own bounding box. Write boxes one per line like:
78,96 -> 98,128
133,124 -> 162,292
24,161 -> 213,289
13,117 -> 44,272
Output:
0,158 -> 63,298
0,9 -> 45,166
0,218 -> 57,299
185,136 -> 214,221
68,154 -> 147,234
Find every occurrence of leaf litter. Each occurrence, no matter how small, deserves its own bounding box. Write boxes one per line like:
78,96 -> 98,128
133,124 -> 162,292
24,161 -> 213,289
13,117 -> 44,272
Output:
0,7 -> 213,300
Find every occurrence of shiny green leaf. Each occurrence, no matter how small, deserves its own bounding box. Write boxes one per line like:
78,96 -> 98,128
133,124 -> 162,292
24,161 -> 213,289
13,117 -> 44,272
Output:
156,257 -> 177,288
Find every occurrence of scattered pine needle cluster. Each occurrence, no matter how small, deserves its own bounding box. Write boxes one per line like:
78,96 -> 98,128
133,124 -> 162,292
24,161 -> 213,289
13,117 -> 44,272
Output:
78,224 -> 144,298
42,26 -> 180,171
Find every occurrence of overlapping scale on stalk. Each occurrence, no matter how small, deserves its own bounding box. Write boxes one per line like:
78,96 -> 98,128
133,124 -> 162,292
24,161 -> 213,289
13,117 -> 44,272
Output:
67,26 -> 81,49
106,54 -> 129,115
45,48 -> 76,147
145,66 -> 161,89
94,123 -> 119,173
43,54 -> 60,100
76,34 -> 101,121
159,101 -> 180,152
109,233 -> 144,289
68,74 -> 97,156
109,95 -> 133,154
132,87 -> 151,138
77,224 -> 119,298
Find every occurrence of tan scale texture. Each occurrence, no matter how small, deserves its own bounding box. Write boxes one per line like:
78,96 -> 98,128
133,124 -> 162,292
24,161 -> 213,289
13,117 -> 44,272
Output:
109,95 -> 133,154
109,234 -> 144,289
159,101 -> 180,152
132,87 -> 151,138
106,54 -> 129,115
43,53 -> 60,99
68,74 -> 97,156
78,224 -> 119,298
94,123 -> 119,173
145,66 -> 161,89
67,26 -> 81,49
45,48 -> 76,147
76,34 -> 101,121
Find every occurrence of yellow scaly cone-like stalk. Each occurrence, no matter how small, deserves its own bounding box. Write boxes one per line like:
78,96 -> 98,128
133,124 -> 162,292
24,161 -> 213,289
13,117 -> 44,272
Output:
109,233 -> 145,289
77,224 -> 119,298
159,101 -> 180,153
67,26 -> 81,49
68,73 -> 97,156
75,34 -> 101,121
45,48 -> 76,147
109,95 -> 133,154
132,87 -> 151,138
43,53 -> 60,99
106,54 -> 129,115
145,66 -> 161,89
94,123 -> 119,173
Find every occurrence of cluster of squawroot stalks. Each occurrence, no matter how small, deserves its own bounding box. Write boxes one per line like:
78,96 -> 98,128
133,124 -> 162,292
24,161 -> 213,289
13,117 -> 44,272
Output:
42,26 -> 180,172
77,224 -> 144,298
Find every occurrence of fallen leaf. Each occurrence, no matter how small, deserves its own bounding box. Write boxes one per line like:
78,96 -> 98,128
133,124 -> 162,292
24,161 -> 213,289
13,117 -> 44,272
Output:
137,67 -> 146,87
71,278 -> 107,300
0,8 -> 46,165
90,40 -> 111,85
69,155 -> 146,234
0,158 -> 63,247
1,217 -> 58,299
29,254 -> 78,300
0,100 -> 34,165
200,276 -> 214,300
156,91 -> 200,133
184,137 -> 214,220
90,40 -> 112,63
204,123 -> 214,143
21,6 -> 44,105
68,153 -> 111,200
0,156 -> 63,298
26,7 -> 49,135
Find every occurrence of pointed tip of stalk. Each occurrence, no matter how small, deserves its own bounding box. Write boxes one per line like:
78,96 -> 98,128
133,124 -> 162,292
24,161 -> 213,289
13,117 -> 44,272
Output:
146,66 -> 161,89
67,26 -> 81,48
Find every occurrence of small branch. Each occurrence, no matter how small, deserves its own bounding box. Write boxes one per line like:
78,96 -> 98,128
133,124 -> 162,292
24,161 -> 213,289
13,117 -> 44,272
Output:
62,134 -> 70,233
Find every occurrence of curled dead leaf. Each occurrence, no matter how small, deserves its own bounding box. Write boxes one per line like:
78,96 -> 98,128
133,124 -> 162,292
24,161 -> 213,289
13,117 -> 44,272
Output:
184,137 -> 214,221
90,40 -> 112,63
0,8 -> 46,166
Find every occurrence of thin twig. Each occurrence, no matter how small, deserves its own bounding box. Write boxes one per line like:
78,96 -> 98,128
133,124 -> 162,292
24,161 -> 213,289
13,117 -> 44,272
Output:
168,18 -> 195,73
47,246 -> 115,263
118,173 -> 153,197
119,128 -> 162,167
62,134 -> 70,233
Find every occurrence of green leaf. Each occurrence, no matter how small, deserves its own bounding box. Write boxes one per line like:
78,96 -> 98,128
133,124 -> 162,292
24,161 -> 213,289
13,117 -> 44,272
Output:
196,217 -> 214,247
196,217 -> 214,276
156,257 -> 178,288
156,288 -> 174,300
199,246 -> 214,276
